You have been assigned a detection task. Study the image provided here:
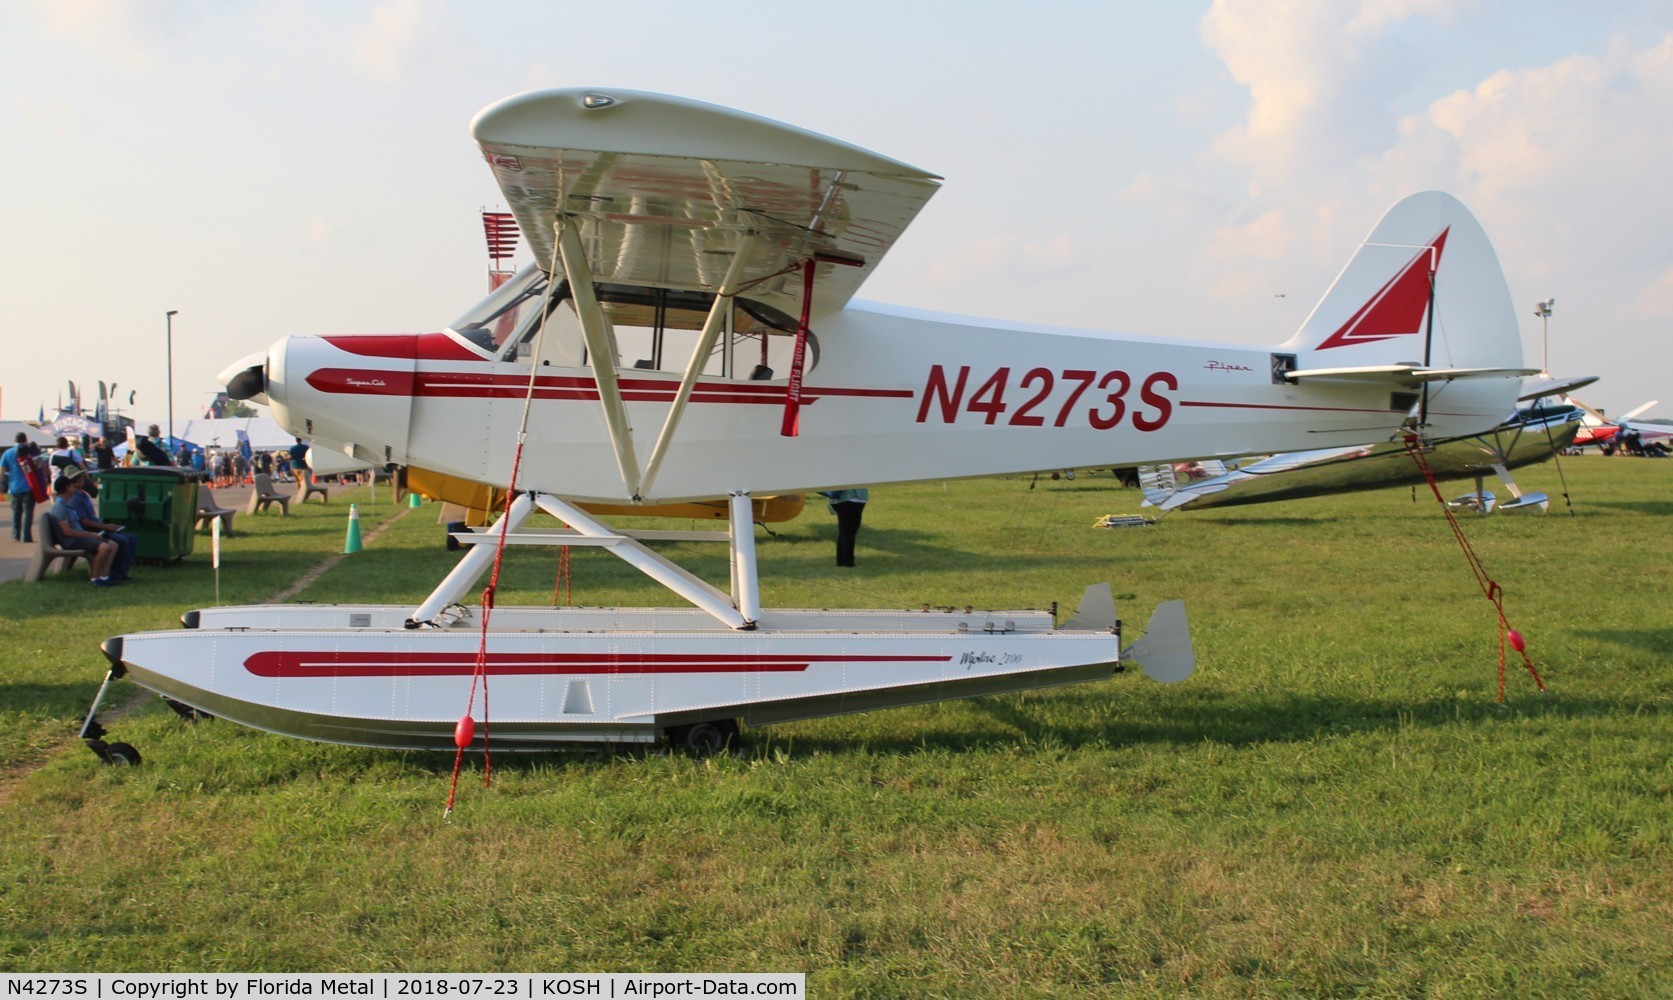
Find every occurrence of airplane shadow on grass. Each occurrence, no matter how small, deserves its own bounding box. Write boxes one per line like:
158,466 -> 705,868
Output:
93,684 -> 1670,780
1194,515 -> 1335,529
1576,626 -> 1673,656
757,687 -> 1667,758
0,681 -> 110,724
1583,500 -> 1673,517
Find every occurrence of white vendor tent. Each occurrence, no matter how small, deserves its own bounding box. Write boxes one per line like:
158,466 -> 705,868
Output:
173,416 -> 295,452
0,421 -> 57,447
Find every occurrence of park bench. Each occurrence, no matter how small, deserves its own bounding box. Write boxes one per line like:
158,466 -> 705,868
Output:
300,473 -> 329,504
196,486 -> 238,534
247,473 -> 291,516
23,509 -> 88,583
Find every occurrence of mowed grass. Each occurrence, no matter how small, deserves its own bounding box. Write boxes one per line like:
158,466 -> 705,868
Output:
1,458 -> 1669,995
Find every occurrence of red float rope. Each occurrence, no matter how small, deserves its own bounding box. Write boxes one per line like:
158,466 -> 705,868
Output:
1402,434 -> 1546,701
444,442 -> 528,818
551,543 -> 572,608
445,237 -> 573,817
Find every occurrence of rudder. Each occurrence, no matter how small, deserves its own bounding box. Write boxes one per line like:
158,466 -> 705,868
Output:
1284,191 -> 1525,438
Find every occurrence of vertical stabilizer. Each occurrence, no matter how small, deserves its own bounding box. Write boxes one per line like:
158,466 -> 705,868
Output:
1284,192 -> 1524,438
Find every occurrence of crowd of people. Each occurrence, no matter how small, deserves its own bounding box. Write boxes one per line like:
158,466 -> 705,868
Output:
2,425 -> 313,588
1598,427 -> 1671,457
3,432 -> 137,585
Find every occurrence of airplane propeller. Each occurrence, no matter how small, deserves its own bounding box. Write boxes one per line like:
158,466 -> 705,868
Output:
220,351 -> 269,402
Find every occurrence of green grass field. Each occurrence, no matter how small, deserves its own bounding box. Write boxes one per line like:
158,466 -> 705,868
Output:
1,458 -> 1669,996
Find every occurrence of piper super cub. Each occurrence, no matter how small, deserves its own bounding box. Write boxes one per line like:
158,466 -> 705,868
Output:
85,88 -> 1533,762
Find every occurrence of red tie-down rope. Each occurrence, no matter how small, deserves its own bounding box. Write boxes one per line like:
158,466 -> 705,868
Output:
444,444 -> 529,818
445,234 -> 572,817
551,542 -> 572,608
1402,434 -> 1546,701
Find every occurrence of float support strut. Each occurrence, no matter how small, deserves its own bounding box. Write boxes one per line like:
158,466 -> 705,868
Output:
729,492 -> 761,626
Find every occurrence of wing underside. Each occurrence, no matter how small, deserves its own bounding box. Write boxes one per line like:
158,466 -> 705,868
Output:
472,88 -> 942,318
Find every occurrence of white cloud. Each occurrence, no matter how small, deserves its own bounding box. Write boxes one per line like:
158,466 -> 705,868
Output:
1175,3 -> 1673,407
24,0 -> 182,70
1199,0 -> 1446,183
1420,36 -> 1673,211
1631,266 -> 1673,320
353,0 -> 439,83
925,234 -> 1081,286
304,215 -> 335,250
1348,0 -> 1463,33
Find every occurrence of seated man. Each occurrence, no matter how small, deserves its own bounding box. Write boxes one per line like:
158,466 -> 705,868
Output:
47,476 -> 118,587
64,468 -> 136,582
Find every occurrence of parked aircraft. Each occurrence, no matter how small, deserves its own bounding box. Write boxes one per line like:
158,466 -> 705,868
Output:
1566,398 -> 1667,453
1139,376 -> 1594,514
83,88 -> 1534,763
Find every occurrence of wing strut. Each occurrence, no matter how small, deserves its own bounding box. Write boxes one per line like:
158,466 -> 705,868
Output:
638,233 -> 759,498
555,216 -> 643,498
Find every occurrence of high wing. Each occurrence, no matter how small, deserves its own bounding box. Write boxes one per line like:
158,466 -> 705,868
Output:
472,88 -> 942,318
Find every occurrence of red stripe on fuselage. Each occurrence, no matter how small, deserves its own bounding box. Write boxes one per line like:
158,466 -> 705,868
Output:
244,651 -> 951,678
321,333 -> 486,362
302,367 -> 914,404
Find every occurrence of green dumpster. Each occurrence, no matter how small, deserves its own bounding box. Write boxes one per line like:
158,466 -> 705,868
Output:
96,466 -> 200,561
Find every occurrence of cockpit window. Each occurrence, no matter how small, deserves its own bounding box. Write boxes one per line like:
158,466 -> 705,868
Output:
447,266 -> 815,378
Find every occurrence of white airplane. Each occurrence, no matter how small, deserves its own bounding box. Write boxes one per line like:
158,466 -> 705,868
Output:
83,88 -> 1534,763
1138,375 -> 1596,514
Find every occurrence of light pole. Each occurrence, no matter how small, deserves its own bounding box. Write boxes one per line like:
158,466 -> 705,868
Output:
1533,298 -> 1553,373
166,309 -> 179,451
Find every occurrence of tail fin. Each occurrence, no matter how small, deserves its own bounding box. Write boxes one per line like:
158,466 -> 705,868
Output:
1284,191 -> 1526,438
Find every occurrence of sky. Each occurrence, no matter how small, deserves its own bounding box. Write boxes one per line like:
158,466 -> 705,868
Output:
2,0 -> 1669,426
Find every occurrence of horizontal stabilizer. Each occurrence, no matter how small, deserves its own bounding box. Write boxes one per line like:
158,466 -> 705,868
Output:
1287,364 -> 1540,385
1519,374 -> 1599,401
1123,600 -> 1194,684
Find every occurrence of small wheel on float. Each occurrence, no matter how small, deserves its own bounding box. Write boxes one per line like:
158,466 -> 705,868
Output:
673,719 -> 739,756
103,742 -> 142,766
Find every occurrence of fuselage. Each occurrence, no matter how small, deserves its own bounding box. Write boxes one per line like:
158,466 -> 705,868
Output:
257,295 -> 1512,503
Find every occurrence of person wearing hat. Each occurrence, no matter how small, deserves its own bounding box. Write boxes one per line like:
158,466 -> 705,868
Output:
47,476 -> 120,586
63,468 -> 136,583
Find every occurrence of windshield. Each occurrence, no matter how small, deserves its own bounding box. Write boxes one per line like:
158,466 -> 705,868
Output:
448,263 -> 551,354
